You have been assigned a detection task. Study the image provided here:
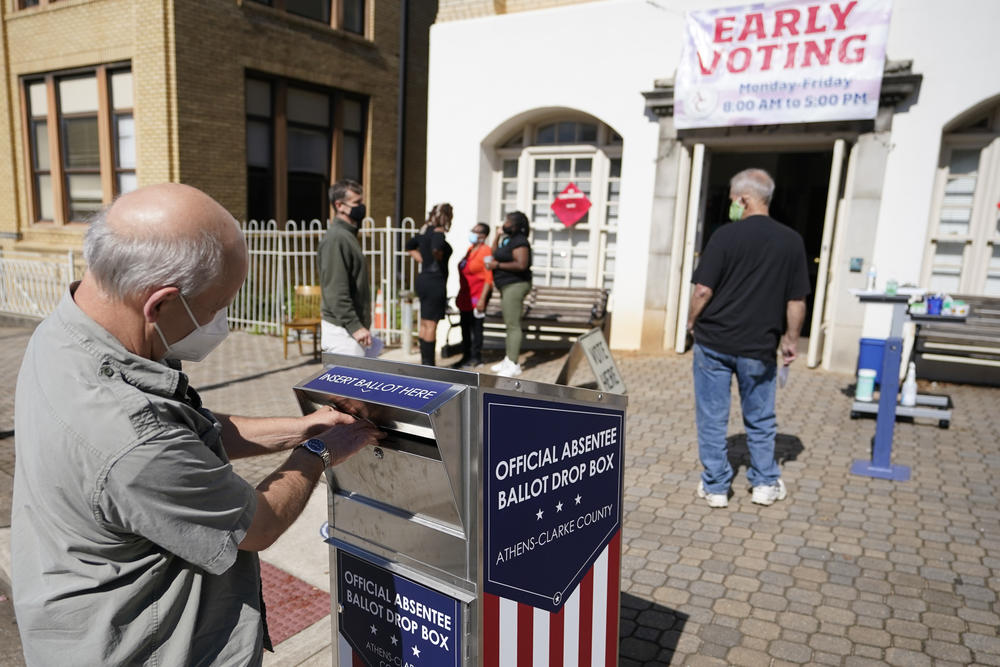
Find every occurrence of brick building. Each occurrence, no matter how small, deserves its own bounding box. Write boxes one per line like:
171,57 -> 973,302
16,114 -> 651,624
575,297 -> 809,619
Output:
0,0 -> 434,254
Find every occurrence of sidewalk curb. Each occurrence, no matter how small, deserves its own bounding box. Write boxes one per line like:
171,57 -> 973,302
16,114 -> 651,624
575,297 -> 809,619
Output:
263,616 -> 332,666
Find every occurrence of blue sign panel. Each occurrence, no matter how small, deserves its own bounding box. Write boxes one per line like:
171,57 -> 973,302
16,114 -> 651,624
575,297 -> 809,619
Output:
482,392 -> 624,613
338,551 -> 462,667
304,366 -> 453,413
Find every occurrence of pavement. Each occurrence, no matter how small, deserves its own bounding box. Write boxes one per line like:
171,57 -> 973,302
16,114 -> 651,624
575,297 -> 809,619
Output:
1,318 -> 999,665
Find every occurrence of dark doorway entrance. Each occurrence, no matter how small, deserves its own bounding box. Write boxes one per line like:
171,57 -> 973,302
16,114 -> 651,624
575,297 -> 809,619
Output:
699,150 -> 832,337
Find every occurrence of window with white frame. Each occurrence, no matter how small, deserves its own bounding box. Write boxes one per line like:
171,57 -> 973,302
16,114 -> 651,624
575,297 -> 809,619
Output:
924,104 -> 1000,296
494,119 -> 622,290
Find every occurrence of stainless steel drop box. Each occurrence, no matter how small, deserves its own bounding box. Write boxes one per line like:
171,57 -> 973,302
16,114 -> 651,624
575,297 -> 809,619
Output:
294,354 -> 627,666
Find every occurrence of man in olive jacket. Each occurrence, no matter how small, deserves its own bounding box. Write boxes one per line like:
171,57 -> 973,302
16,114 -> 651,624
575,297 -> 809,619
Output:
318,179 -> 372,355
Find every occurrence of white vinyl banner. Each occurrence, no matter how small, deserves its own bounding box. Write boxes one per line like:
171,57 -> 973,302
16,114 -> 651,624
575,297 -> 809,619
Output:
674,0 -> 892,129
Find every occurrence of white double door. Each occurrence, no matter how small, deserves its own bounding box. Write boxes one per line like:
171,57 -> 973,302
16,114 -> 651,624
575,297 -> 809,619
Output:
500,147 -> 620,290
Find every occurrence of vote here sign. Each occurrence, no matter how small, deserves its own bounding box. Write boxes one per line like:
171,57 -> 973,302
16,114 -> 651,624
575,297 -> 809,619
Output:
674,0 -> 892,129
482,392 -> 625,613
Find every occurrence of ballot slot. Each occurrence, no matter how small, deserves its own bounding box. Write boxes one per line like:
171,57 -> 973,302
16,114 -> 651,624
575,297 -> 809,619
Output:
376,428 -> 441,461
293,360 -> 471,572
295,388 -> 438,442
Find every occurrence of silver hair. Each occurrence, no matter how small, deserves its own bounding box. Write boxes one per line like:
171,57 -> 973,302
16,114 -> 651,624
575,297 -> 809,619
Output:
730,168 -> 775,205
83,205 -> 226,301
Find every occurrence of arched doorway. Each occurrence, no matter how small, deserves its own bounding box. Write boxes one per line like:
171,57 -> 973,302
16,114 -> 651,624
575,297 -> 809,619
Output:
489,114 -> 622,290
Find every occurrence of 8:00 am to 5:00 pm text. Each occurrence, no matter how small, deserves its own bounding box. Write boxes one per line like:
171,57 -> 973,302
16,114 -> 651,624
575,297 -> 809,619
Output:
725,91 -> 868,113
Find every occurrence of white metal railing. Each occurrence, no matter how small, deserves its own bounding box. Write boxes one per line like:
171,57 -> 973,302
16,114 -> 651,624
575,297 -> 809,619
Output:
361,216 -> 419,345
0,219 -> 419,345
0,250 -> 77,318
233,218 -> 419,344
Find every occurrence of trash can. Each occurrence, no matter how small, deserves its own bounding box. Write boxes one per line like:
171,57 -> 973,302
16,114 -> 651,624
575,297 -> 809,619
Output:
857,337 -> 885,384
294,354 -> 627,666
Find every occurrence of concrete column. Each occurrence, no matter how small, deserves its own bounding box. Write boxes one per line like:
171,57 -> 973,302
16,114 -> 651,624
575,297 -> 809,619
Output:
640,115 -> 684,351
822,130 -> 892,373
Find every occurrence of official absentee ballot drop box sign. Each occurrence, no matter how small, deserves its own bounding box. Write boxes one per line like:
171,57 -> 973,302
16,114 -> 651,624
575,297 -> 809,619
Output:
336,550 -> 462,667
483,393 -> 624,664
295,355 -> 626,666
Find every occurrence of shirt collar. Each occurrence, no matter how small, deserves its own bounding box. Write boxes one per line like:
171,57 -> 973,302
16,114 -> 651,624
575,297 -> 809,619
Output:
334,217 -> 360,236
57,283 -> 189,402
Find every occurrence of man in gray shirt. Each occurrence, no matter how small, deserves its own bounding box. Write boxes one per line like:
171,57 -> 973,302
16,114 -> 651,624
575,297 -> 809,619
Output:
318,178 -> 372,356
12,183 -> 382,665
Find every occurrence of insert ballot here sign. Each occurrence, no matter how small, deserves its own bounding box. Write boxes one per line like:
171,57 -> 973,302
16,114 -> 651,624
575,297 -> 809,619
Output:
483,392 -> 625,613
304,366 -> 454,413
337,551 -> 461,667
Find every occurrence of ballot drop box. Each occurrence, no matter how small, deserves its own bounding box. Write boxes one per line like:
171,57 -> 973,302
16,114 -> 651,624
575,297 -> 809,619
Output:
294,354 -> 627,666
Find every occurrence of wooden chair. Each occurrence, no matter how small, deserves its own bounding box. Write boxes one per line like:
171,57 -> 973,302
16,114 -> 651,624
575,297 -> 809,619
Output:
283,285 -> 322,360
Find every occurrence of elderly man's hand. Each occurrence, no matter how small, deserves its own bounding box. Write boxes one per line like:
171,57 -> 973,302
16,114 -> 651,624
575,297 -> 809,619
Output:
302,405 -> 357,437
317,419 -> 385,466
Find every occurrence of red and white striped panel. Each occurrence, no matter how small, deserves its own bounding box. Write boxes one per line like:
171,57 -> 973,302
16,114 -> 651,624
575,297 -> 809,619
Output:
483,531 -> 621,667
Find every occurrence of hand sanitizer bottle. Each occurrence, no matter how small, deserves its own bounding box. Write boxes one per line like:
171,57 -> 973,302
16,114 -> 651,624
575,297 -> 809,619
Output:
900,362 -> 918,407
866,265 -> 877,291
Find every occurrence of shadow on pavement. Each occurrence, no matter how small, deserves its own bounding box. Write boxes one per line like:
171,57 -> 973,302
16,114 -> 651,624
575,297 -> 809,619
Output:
725,432 -> 804,478
839,382 -> 858,398
619,592 -> 688,665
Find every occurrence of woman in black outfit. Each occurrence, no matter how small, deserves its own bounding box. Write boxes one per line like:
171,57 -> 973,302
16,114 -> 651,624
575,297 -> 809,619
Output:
483,211 -> 532,377
406,203 -> 453,366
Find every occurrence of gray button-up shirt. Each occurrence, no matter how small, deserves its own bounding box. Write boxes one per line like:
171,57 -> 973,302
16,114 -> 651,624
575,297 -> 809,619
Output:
13,286 -> 263,666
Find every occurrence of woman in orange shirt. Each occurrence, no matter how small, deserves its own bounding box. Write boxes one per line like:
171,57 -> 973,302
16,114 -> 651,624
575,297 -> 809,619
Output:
453,222 -> 493,368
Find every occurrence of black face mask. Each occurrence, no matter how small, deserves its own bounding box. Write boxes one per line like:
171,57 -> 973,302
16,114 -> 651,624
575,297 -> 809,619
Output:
502,225 -> 515,236
344,203 -> 366,224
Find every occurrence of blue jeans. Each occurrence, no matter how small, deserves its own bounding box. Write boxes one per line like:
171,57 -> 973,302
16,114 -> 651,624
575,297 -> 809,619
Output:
693,343 -> 780,493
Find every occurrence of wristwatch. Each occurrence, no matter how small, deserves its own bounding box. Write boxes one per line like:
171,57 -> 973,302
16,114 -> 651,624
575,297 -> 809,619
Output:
297,438 -> 331,467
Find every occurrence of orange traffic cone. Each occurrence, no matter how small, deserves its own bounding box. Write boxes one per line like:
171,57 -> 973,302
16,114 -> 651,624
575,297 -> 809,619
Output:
374,288 -> 386,330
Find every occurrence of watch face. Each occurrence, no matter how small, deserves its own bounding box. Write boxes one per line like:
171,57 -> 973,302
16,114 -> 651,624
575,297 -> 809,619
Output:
304,438 -> 326,455
301,438 -> 330,466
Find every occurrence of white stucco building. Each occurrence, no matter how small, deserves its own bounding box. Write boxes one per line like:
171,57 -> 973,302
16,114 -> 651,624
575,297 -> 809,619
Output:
426,0 -> 1000,373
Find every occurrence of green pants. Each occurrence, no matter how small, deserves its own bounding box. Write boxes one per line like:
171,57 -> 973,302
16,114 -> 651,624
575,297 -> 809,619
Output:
500,281 -> 531,361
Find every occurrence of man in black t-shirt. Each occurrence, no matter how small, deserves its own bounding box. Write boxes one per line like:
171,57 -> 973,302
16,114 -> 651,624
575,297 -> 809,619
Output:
686,168 -> 810,509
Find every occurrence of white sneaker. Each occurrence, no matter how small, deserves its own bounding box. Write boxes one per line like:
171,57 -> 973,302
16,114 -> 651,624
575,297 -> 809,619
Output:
697,481 -> 728,508
490,358 -> 508,372
497,360 -> 522,378
751,479 -> 787,506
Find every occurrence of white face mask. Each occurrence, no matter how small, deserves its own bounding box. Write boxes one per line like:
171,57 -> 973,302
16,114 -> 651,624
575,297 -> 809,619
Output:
154,294 -> 229,362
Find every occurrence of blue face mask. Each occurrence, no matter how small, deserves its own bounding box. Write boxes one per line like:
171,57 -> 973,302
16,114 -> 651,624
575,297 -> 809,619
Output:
468,232 -> 480,244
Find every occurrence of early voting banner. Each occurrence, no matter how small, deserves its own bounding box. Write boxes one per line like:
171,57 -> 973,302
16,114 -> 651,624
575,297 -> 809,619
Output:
337,551 -> 461,667
674,0 -> 892,129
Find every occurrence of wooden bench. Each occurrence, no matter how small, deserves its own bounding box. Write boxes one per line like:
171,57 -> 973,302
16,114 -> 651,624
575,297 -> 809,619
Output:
444,286 -> 611,353
913,294 -> 1000,386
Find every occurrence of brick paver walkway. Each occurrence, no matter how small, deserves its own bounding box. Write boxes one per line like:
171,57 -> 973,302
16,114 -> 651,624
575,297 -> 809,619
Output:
1,320 -> 998,665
